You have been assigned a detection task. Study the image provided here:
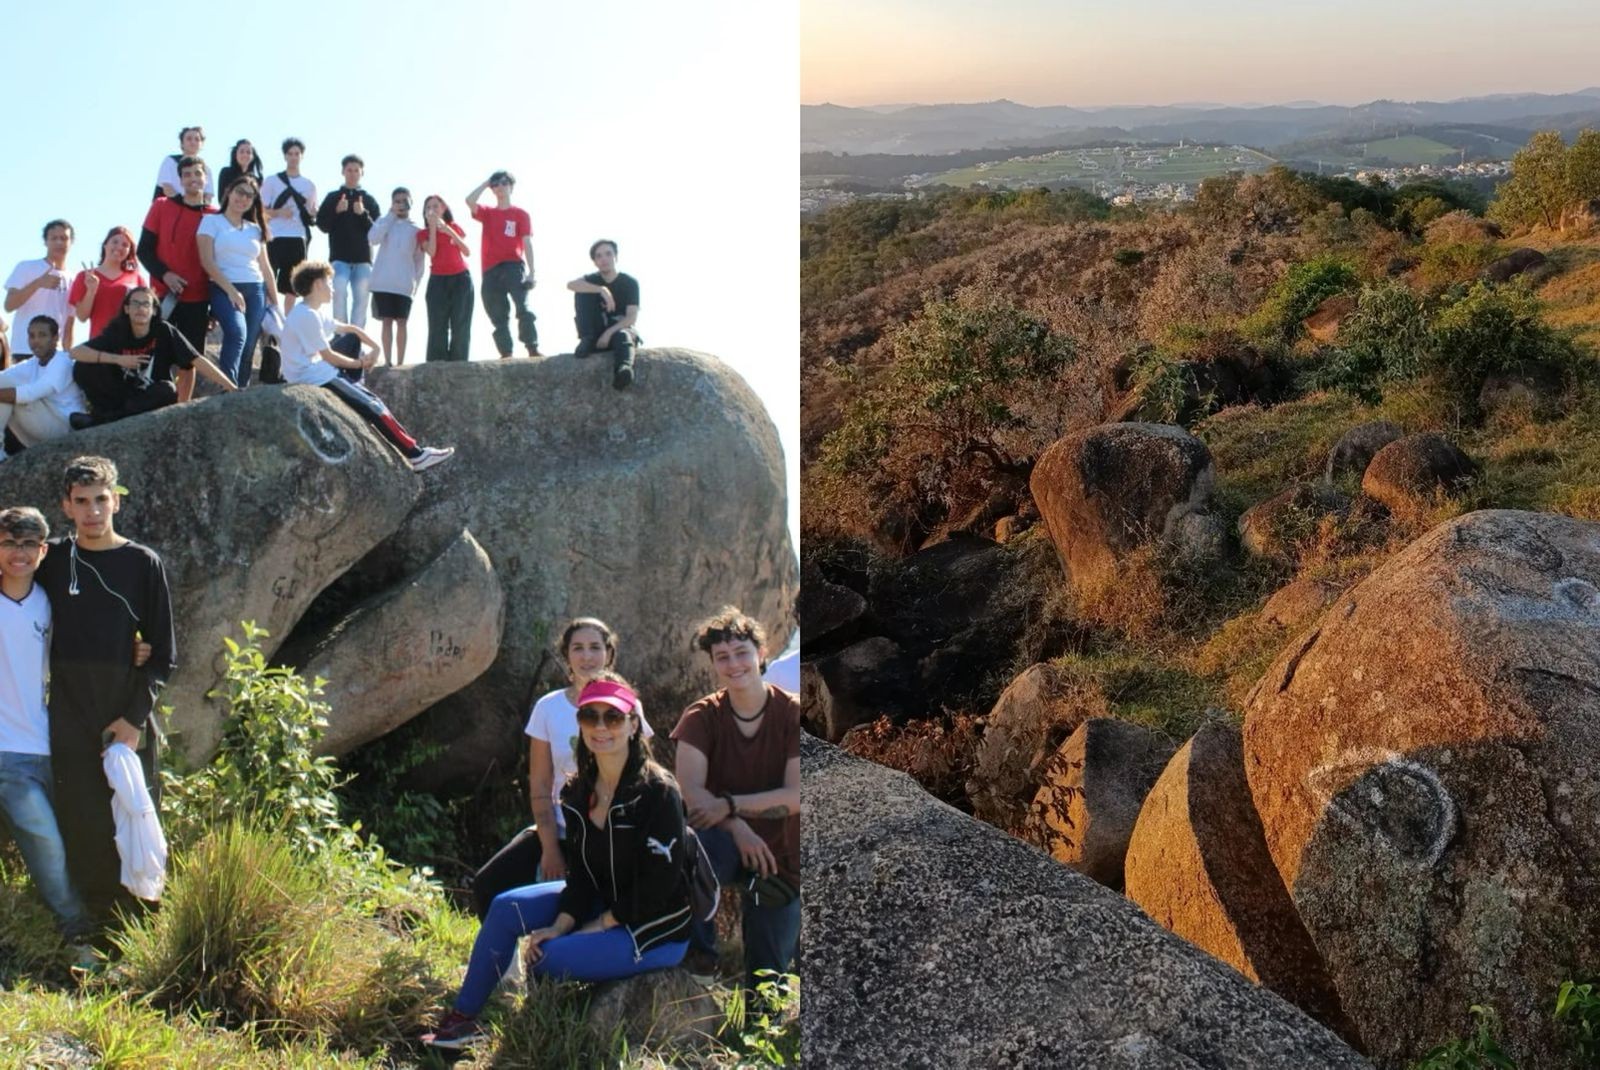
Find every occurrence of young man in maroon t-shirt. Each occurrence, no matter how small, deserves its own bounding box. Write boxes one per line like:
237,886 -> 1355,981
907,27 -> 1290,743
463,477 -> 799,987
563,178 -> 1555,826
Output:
465,170 -> 539,359
137,156 -> 217,402
672,606 -> 801,994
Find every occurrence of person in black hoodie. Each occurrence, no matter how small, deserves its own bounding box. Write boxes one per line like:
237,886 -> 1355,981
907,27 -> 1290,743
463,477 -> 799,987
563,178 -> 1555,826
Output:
314,155 -> 380,329
424,672 -> 692,1050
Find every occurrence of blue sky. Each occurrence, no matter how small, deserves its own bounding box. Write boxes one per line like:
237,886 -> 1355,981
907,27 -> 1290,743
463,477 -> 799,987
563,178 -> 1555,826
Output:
803,0 -> 1600,106
1,1 -> 797,543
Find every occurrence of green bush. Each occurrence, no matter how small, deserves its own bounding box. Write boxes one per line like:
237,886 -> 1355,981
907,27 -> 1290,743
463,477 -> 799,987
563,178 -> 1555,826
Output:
1314,281 -> 1434,402
1430,283 -> 1575,398
1410,1005 -> 1515,1069
162,622 -> 350,857
1554,979 -> 1600,1063
1241,256 -> 1359,344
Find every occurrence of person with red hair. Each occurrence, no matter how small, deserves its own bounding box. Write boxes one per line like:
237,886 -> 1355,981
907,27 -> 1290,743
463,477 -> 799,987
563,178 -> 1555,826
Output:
69,228 -> 147,340
418,195 -> 473,362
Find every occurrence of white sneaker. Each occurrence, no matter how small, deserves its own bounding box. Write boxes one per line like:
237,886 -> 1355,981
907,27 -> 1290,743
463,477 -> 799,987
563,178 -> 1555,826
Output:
409,446 -> 455,472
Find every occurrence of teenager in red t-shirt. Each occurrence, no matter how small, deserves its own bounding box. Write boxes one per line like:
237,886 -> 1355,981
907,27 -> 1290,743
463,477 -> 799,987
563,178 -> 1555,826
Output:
70,227 -> 147,339
137,156 -> 217,402
465,170 -> 539,359
418,195 -> 474,362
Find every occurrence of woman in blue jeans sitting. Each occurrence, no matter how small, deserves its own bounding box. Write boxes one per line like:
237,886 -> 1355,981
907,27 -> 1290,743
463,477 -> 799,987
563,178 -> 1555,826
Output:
424,672 -> 692,1050
196,176 -> 280,386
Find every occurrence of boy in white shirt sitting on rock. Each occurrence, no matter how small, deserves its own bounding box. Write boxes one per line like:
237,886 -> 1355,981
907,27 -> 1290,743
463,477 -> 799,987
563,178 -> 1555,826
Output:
0,317 -> 88,459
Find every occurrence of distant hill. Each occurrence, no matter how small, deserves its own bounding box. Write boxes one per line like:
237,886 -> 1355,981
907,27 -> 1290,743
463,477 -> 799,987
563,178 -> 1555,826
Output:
802,91 -> 1600,155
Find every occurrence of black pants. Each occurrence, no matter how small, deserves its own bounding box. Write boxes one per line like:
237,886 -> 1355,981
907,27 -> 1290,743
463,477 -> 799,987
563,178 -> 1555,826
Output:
572,293 -> 635,371
267,236 -> 309,294
72,364 -> 178,424
470,825 -> 549,919
320,376 -> 420,458
425,272 -> 473,362
167,299 -> 209,357
52,728 -> 160,926
481,261 -> 537,355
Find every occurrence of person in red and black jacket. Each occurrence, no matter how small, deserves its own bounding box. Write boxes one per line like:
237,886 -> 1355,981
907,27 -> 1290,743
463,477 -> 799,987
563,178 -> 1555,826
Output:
424,671 -> 692,1050
137,155 -> 218,402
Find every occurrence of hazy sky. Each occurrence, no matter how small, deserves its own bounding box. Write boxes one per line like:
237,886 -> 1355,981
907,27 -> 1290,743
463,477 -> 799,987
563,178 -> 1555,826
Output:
803,0 -> 1600,107
0,1 -> 796,543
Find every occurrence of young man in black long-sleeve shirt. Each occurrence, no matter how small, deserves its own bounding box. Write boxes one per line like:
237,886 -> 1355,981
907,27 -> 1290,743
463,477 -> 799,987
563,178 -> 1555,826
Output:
315,155 -> 380,329
35,456 -> 175,927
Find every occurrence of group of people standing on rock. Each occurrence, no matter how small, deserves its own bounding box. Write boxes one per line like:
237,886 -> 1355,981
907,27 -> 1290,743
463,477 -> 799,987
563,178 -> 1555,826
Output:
0,457 -> 172,968
0,126 -> 647,467
422,609 -> 801,1051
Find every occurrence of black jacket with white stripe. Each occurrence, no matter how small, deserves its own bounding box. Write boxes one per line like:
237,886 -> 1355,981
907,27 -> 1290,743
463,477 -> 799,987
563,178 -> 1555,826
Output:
557,757 -> 693,958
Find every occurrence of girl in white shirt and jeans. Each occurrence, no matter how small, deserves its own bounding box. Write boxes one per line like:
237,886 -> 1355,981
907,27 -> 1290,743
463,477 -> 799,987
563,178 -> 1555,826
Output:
196,177 -> 280,387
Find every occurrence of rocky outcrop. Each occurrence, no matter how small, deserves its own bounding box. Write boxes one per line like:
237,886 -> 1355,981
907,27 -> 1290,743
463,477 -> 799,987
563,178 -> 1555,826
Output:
968,662 -> 1105,831
586,968 -> 723,1053
1243,510 -> 1600,1066
1479,247 -> 1547,284
1260,576 -> 1343,631
1324,421 -> 1403,486
1238,484 -> 1348,565
796,571 -> 866,646
802,637 -> 913,742
1303,294 -> 1357,344
356,351 -> 796,788
1024,718 -> 1175,889
1360,433 -> 1476,511
802,735 -> 1372,1069
1031,423 -> 1223,601
1125,722 -> 1354,1042
292,529 -> 504,755
0,386 -> 420,758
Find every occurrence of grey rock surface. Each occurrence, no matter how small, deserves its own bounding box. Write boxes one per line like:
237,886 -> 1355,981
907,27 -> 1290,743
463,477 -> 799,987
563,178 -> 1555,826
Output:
294,529 -> 505,755
1324,421 -> 1403,486
801,735 -> 1372,1069
0,386 -> 419,758
968,661 -> 1105,832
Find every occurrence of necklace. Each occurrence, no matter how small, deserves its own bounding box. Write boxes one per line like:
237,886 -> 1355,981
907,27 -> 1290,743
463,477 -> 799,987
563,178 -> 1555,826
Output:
731,692 -> 769,723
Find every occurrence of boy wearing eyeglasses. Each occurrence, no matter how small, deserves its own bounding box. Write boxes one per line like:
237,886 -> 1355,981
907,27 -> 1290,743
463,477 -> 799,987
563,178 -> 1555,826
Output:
0,506 -> 95,955
34,456 -> 175,928
672,606 -> 801,993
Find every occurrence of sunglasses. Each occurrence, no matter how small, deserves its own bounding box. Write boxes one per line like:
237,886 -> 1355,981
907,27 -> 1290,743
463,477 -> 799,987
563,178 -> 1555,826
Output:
576,705 -> 631,728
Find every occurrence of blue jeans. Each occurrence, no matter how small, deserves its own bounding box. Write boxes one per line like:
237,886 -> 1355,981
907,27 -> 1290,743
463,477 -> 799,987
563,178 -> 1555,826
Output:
209,281 -> 267,387
331,261 -> 372,328
690,825 -> 801,990
0,752 -> 90,938
456,881 -> 687,1016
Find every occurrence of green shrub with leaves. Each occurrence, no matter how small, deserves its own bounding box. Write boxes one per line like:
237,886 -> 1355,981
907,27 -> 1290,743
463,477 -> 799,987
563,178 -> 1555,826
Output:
1430,283 -> 1575,399
1554,979 -> 1600,1063
720,970 -> 801,1066
1410,1005 -> 1516,1069
1241,256 -> 1358,344
162,622 -> 351,857
1314,281 -> 1434,402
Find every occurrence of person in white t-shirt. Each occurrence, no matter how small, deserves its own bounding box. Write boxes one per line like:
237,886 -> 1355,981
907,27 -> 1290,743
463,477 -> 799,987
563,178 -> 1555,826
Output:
196,176 -> 281,387
0,506 -> 93,947
260,137 -> 318,315
467,616 -> 656,919
0,317 -> 88,456
153,126 -> 214,203
280,259 -> 453,472
4,220 -> 75,356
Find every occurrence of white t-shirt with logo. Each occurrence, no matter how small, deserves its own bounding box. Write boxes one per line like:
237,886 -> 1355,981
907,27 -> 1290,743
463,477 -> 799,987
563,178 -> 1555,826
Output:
524,687 -> 653,834
4,260 -> 72,356
0,583 -> 52,756
197,216 -> 265,284
279,303 -> 340,387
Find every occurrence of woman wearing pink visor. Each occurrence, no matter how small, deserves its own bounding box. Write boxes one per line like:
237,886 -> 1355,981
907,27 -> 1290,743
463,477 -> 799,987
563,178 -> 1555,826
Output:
425,671 -> 692,1050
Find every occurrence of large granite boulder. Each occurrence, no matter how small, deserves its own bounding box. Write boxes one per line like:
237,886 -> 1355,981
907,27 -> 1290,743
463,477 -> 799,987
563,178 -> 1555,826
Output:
1238,484 -> 1348,566
1361,433 -> 1476,512
362,351 -> 796,788
802,636 -> 913,742
1030,423 -> 1223,601
1023,718 -> 1175,889
1324,421 -> 1403,487
802,735 -> 1372,1068
1243,510 -> 1600,1066
0,386 -> 419,758
291,529 -> 505,755
1125,722 -> 1354,1042
968,661 -> 1104,832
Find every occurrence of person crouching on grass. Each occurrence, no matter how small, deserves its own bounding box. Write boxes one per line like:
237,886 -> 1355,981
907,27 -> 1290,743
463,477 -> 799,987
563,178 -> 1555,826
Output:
279,260 -> 453,473
423,671 -> 692,1050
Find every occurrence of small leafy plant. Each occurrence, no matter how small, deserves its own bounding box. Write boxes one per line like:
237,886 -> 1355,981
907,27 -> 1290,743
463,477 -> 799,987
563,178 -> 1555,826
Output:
1411,1005 -> 1516,1070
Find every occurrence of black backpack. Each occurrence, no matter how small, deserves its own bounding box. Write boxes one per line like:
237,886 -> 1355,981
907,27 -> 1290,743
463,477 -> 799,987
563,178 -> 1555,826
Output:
271,171 -> 317,233
683,823 -> 721,923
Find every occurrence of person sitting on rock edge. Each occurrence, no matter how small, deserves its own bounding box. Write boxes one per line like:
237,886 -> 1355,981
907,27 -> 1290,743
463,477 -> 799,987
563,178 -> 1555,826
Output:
424,672 -> 692,1051
567,239 -> 639,390
0,317 -> 90,455
469,617 -> 657,919
279,260 -> 453,473
70,287 -> 236,429
672,606 -> 800,994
